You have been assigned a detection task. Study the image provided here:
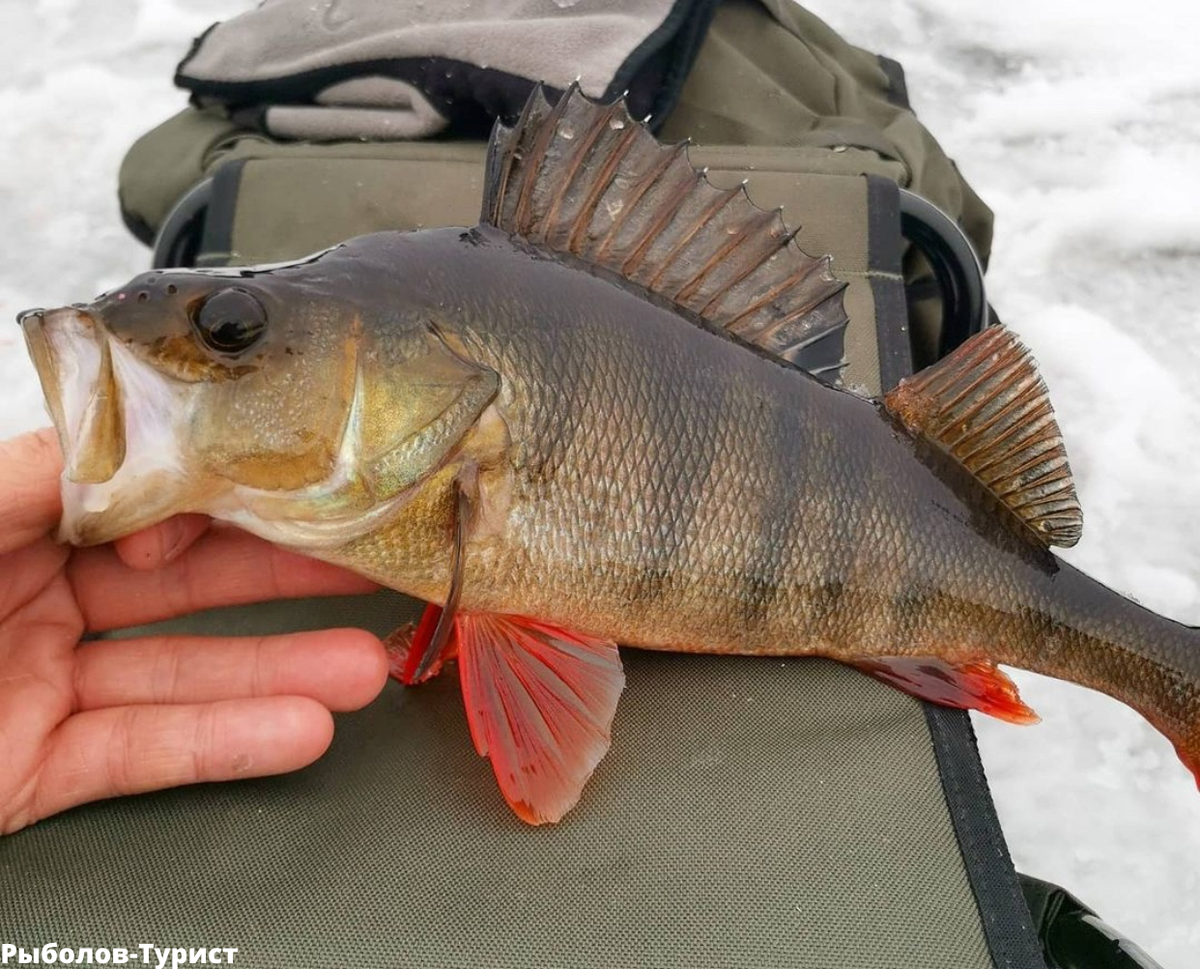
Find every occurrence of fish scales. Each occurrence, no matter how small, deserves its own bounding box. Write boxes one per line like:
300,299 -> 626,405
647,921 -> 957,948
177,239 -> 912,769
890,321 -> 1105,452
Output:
336,230 -> 1190,700
365,230 -> 1196,776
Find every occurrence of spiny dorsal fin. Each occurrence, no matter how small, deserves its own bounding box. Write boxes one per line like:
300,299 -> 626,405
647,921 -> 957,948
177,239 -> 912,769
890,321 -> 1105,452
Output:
481,84 -> 850,382
883,325 -> 1083,548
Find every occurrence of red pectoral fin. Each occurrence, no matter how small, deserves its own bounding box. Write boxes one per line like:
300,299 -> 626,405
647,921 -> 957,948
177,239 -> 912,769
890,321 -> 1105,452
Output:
456,614 -> 625,825
849,656 -> 1040,725
386,604 -> 458,686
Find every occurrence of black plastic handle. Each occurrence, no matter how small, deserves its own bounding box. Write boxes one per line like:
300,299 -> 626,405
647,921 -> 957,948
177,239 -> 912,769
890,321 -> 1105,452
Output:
151,178 -> 214,270
898,188 -> 989,357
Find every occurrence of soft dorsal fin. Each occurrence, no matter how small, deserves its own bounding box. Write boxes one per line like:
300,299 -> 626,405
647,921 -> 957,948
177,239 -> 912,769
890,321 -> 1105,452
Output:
481,85 -> 850,382
883,325 -> 1083,547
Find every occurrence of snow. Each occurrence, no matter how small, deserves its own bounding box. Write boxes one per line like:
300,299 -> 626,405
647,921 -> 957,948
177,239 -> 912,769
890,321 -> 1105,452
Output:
1,0 -> 1198,963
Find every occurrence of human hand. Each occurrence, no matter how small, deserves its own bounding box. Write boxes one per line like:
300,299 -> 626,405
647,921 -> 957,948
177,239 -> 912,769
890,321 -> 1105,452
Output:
0,429 -> 388,835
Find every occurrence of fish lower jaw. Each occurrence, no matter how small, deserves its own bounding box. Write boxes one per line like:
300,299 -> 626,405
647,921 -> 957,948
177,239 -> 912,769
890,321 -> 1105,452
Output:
58,461 -> 200,546
28,315 -> 203,546
22,307 -> 110,482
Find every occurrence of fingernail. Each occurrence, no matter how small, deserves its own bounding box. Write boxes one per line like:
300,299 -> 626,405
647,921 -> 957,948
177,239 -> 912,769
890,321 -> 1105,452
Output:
161,518 -> 187,563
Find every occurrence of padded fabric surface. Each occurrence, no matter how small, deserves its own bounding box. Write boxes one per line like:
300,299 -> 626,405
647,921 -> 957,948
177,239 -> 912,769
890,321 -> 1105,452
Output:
0,591 -> 999,968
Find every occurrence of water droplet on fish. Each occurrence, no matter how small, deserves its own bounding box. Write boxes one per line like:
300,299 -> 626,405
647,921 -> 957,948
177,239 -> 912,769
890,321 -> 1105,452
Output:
609,118 -> 626,130
558,123 -> 575,140
605,199 -> 624,218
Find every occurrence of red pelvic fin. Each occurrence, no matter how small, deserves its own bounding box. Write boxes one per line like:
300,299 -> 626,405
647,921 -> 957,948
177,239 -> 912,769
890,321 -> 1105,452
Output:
384,621 -> 418,684
386,604 -> 458,686
455,614 -> 625,825
849,656 -> 1040,725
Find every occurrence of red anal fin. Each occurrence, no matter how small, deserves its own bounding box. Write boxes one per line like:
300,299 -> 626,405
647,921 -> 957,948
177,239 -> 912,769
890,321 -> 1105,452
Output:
849,656 -> 1040,725
385,604 -> 458,686
456,614 -> 625,825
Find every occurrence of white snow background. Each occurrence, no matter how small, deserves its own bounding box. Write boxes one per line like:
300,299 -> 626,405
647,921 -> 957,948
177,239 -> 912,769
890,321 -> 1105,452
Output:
1,0 -> 1198,963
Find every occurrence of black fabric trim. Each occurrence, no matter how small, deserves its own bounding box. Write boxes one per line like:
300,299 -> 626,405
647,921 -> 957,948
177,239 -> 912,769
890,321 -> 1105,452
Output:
179,57 -> 550,139
877,55 -> 912,110
924,705 -> 1048,969
870,173 -> 1042,965
176,4 -> 720,139
151,179 -> 214,269
178,54 -> 668,142
197,158 -> 244,267
605,0 -> 721,131
864,174 -> 911,392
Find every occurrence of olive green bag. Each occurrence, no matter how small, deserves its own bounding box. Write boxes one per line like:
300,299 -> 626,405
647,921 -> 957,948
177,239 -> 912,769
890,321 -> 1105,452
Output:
1,3 -> 1162,968
119,0 -> 993,383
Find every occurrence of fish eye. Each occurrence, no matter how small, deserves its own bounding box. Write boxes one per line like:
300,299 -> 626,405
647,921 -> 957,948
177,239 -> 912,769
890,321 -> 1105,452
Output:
192,288 -> 267,355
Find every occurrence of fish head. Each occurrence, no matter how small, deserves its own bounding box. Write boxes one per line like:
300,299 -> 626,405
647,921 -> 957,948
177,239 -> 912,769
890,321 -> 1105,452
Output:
20,258 -> 498,549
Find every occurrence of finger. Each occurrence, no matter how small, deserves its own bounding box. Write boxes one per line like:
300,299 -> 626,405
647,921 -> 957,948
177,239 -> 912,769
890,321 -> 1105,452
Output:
73,628 -> 388,713
0,537 -> 72,635
0,429 -> 63,554
31,696 -> 335,826
114,514 -> 213,570
68,525 -> 380,633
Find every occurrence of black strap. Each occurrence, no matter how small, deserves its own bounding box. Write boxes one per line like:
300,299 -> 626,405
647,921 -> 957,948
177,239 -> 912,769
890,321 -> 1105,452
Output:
871,182 -> 1044,967
925,706 -> 1049,968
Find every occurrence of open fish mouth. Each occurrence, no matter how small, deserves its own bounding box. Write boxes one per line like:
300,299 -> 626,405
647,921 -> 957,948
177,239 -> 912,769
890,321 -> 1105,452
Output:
21,307 -> 126,485
19,306 -> 194,545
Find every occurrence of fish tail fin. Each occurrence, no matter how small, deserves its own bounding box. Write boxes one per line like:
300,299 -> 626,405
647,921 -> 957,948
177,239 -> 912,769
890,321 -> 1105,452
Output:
1166,624 -> 1200,791
1172,732 -> 1200,791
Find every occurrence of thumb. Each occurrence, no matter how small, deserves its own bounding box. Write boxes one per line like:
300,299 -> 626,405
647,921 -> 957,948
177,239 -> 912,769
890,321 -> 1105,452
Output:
113,514 -> 213,570
0,428 -> 64,554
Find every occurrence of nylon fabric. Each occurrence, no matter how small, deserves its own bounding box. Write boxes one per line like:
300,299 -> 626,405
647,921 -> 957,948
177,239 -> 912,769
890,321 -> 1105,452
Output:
2,592 -> 994,969
660,0 -> 993,265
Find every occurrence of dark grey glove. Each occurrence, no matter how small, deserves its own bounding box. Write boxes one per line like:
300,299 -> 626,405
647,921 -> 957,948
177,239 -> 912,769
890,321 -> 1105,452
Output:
176,0 -> 718,141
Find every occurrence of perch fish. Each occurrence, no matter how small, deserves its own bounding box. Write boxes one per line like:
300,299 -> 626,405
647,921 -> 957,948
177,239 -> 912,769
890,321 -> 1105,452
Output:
19,87 -> 1200,823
